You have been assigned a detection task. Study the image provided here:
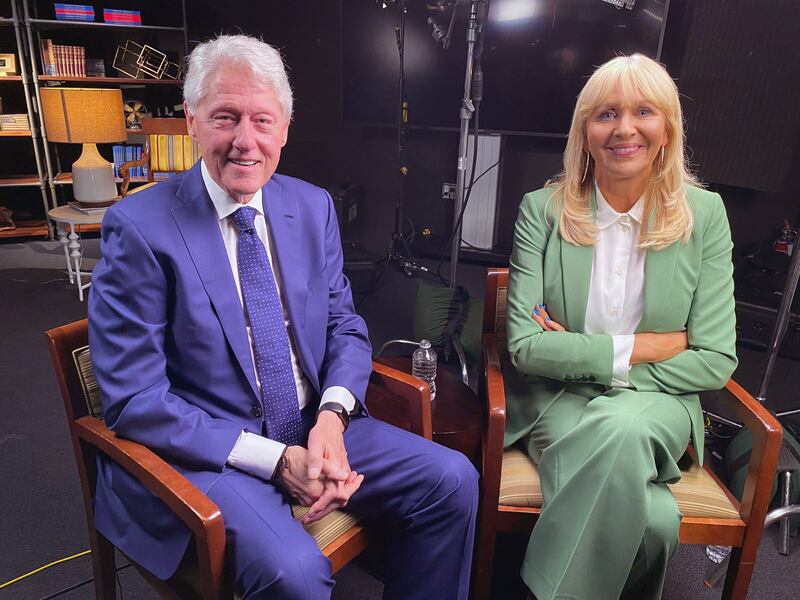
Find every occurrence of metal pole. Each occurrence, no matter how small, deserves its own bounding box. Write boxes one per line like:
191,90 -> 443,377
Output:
11,0 -> 51,236
448,1 -> 481,288
757,242 -> 800,404
394,0 -> 407,259
21,0 -> 59,214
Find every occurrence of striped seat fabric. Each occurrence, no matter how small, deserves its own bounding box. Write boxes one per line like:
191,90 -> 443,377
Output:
292,505 -> 363,549
499,447 -> 740,519
149,134 -> 201,173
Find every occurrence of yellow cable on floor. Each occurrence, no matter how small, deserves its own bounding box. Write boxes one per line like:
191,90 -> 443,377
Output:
0,549 -> 91,590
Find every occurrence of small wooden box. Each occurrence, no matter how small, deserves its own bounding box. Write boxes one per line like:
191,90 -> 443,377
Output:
0,54 -> 18,76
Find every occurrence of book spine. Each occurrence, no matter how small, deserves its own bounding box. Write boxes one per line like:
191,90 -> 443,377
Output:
53,45 -> 63,77
40,39 -> 56,76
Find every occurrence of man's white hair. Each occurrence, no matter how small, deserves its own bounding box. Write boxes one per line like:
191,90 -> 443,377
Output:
183,34 -> 293,119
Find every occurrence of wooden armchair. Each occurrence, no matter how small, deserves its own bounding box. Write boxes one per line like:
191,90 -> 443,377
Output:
119,118 -> 200,197
46,319 -> 432,600
473,268 -> 783,600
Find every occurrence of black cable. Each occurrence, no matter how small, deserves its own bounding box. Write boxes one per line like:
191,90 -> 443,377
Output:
466,158 -> 499,191
35,563 -> 132,600
35,575 -> 95,600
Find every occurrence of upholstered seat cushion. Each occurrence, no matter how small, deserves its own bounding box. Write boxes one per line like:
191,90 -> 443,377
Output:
292,505 -> 363,549
499,447 -> 740,519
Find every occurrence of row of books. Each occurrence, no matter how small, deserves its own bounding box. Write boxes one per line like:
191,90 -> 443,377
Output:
0,113 -> 30,131
54,4 -> 142,26
103,9 -> 142,26
40,39 -> 88,77
54,3 -> 94,21
112,144 -> 148,178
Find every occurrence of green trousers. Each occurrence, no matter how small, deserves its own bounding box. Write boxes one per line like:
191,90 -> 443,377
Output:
521,388 -> 692,600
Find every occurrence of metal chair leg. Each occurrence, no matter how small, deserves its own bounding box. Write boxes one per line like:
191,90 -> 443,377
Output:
778,471 -> 793,555
706,500 -> 800,588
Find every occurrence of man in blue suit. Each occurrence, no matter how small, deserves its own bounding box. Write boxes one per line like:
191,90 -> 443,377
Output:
88,34 -> 478,600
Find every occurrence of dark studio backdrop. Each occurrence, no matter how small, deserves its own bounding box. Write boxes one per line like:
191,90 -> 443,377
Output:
183,0 -> 800,288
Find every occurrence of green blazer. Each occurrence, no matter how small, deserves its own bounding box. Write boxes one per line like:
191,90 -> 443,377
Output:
504,185 -> 738,465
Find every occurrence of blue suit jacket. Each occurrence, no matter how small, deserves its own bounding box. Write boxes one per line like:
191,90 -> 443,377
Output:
88,162 -> 372,579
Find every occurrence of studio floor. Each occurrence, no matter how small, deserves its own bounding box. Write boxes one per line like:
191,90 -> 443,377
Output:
1,237 -> 798,599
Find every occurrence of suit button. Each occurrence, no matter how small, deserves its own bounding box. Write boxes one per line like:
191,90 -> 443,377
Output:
251,405 -> 263,418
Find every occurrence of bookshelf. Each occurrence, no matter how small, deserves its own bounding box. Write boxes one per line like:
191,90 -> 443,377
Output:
20,0 -> 189,223
0,0 -> 50,239
27,18 -> 185,33
39,75 -> 184,85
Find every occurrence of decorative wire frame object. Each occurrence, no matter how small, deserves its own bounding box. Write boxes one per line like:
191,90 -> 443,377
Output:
161,61 -> 183,80
113,41 -> 182,79
137,45 -> 168,78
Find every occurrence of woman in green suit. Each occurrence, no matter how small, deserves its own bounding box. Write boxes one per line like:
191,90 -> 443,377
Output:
505,54 -> 737,600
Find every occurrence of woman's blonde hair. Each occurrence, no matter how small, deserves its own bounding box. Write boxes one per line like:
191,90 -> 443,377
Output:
549,54 -> 699,249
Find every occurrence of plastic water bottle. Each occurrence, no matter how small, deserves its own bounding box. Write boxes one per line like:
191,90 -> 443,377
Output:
412,339 -> 437,401
705,544 -> 732,564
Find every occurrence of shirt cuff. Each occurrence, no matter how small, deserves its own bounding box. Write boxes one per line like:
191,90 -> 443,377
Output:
320,386 -> 357,413
610,334 -> 635,387
227,431 -> 286,480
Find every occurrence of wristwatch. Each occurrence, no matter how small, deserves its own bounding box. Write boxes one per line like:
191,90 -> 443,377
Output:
317,401 -> 351,432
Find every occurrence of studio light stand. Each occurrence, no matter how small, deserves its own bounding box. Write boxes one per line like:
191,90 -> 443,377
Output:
448,0 -> 487,288
383,0 -> 432,279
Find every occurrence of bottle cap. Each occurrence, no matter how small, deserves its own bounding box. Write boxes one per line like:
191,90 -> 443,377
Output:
419,339 -> 432,349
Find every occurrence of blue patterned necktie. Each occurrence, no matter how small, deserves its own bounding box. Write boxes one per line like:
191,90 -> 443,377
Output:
232,206 -> 302,446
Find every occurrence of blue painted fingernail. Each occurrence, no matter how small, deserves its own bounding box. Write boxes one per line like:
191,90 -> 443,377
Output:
543,304 -> 547,310
534,307 -> 539,315
545,317 -> 551,321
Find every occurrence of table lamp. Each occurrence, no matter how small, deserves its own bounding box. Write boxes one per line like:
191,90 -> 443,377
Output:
40,88 -> 127,206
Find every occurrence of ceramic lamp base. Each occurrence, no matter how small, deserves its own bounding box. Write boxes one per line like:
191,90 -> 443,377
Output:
72,143 -> 118,205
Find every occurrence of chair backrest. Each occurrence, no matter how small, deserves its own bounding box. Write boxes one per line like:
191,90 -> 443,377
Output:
140,118 -> 200,174
46,319 -> 96,424
45,319 -> 105,551
482,268 -> 509,345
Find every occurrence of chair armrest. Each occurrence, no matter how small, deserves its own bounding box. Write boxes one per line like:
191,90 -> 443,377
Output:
713,381 -> 783,527
119,149 -> 150,197
74,416 -> 225,598
366,361 -> 433,440
481,334 -> 507,506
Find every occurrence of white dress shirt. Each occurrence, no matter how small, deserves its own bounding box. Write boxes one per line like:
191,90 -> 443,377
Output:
583,184 -> 646,387
200,162 -> 355,479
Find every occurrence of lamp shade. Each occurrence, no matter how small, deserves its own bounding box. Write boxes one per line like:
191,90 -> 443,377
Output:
41,88 -> 126,143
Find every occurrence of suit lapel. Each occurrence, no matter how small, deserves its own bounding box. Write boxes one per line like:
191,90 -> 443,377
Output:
560,189 -> 596,331
171,164 -> 260,401
561,242 -> 593,331
262,179 -> 319,391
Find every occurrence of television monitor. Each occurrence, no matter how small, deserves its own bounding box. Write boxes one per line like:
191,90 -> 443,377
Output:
342,0 -> 671,136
